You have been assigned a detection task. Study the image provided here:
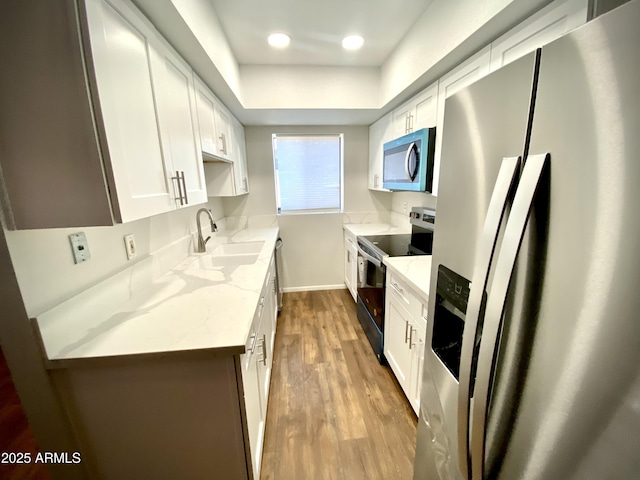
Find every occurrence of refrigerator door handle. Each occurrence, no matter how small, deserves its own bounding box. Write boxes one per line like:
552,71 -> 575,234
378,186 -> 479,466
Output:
457,156 -> 521,480
470,153 -> 549,480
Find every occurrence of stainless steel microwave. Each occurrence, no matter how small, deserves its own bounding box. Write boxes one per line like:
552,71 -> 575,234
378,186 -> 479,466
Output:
382,127 -> 436,192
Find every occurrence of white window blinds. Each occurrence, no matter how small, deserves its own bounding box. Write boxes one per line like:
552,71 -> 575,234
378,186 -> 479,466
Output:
272,134 -> 343,214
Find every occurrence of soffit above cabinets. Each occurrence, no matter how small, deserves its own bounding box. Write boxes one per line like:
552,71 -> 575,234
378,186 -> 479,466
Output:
133,0 -> 555,125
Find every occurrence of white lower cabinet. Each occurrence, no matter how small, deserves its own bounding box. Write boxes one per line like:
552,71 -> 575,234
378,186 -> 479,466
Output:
384,271 -> 428,415
241,320 -> 263,479
343,230 -> 358,301
51,252 -> 280,479
241,253 -> 277,479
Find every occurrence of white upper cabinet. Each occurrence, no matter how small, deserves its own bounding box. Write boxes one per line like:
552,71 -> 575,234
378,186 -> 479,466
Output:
432,45 -> 492,197
203,115 -> 249,197
214,103 -> 233,161
231,116 -> 249,195
368,112 -> 393,191
392,81 -> 439,138
193,77 -> 219,159
154,43 -> 208,207
194,76 -> 234,162
85,0 -> 176,222
489,0 -> 588,73
194,76 -> 247,190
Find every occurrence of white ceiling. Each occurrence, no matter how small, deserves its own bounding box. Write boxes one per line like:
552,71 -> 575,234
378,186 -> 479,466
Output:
134,0 -> 551,125
207,0 -> 435,67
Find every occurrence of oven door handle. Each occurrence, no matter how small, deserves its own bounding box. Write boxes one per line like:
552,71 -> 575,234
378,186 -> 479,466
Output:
357,246 -> 382,268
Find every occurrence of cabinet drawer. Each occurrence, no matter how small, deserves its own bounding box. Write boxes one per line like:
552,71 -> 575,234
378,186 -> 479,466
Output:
344,229 -> 357,246
387,271 -> 421,320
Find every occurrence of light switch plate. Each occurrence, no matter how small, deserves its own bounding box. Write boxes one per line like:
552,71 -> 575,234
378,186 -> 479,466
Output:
124,234 -> 137,260
69,232 -> 90,264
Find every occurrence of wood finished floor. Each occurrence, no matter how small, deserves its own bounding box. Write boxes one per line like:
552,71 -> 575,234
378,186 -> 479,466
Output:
0,348 -> 50,480
261,289 -> 417,480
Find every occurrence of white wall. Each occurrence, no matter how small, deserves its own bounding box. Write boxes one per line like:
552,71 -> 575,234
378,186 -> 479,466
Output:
223,125 -> 391,290
5,198 -> 224,317
170,0 -> 242,99
391,192 -> 437,215
240,65 -> 381,110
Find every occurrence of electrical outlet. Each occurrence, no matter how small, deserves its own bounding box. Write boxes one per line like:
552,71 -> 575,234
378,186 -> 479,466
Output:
403,202 -> 408,212
69,232 -> 90,264
124,234 -> 137,260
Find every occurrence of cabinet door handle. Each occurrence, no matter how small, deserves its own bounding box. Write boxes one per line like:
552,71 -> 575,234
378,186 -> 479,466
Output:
219,133 -> 227,155
409,113 -> 414,132
172,171 -> 184,205
409,326 -> 415,350
391,282 -> 404,296
405,114 -> 409,134
405,320 -> 410,343
181,171 -> 188,204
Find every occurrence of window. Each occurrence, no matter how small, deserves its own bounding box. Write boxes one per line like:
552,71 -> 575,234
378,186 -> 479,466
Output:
272,133 -> 344,214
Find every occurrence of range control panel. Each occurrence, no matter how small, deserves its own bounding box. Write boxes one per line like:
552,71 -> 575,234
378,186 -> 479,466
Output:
409,207 -> 436,230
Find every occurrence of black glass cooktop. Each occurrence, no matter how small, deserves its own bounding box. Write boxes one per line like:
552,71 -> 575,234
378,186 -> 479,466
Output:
363,234 -> 412,257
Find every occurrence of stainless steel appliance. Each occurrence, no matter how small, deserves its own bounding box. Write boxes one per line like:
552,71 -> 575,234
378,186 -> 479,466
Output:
414,3 -> 640,480
383,128 -> 436,192
357,208 -> 435,363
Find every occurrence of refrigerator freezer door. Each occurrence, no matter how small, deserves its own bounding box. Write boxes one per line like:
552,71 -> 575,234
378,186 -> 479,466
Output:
414,52 -> 539,480
494,2 -> 640,479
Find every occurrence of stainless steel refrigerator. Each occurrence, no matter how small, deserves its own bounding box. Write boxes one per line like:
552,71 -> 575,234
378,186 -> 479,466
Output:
414,2 -> 640,479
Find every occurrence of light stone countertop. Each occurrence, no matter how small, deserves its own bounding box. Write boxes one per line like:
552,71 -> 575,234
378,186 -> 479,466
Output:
383,255 -> 433,301
34,228 -> 279,367
343,223 -> 411,237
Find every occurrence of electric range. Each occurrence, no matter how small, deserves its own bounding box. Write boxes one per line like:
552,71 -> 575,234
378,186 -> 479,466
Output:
356,207 -> 435,363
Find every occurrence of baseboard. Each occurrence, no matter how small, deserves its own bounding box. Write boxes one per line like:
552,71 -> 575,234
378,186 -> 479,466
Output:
282,284 -> 347,293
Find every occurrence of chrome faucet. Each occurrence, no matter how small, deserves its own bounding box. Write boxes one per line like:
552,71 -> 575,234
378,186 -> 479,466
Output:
196,208 -> 218,253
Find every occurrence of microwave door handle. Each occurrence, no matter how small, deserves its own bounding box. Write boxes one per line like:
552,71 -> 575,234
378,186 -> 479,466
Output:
457,156 -> 521,480
357,246 -> 382,268
405,142 -> 417,181
470,153 -> 549,480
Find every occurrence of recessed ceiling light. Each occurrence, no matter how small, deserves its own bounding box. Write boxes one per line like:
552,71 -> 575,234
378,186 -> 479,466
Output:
268,33 -> 291,48
342,35 -> 364,50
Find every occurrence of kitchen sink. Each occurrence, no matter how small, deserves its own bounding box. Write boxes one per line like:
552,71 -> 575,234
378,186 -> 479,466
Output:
210,241 -> 264,256
192,254 -> 259,269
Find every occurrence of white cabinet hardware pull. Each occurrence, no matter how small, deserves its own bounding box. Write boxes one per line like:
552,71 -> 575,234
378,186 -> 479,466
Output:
219,133 -> 227,155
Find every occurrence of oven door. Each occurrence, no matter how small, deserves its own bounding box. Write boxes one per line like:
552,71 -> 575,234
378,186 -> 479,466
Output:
356,247 -> 385,332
